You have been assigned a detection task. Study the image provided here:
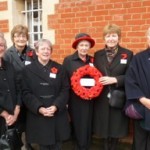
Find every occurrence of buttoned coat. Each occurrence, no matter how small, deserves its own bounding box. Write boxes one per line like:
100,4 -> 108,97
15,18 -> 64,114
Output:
93,45 -> 133,138
21,59 -> 70,145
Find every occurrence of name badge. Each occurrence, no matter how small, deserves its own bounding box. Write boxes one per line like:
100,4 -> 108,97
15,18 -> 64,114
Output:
120,59 -> 127,64
89,63 -> 94,67
107,92 -> 111,98
80,78 -> 95,87
49,73 -> 56,78
25,61 -> 31,65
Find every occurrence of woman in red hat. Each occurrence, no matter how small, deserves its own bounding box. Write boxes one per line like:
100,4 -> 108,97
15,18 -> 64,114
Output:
63,33 -> 95,150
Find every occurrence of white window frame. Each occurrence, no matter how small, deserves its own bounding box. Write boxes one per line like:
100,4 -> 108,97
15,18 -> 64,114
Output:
22,0 -> 42,46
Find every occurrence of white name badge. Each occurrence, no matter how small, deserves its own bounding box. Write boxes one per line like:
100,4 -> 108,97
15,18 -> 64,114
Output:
49,73 -> 56,78
89,63 -> 94,67
120,59 -> 127,64
80,78 -> 95,87
25,61 -> 31,65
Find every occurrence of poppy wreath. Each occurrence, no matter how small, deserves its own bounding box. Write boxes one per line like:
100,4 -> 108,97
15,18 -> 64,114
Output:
71,65 -> 103,100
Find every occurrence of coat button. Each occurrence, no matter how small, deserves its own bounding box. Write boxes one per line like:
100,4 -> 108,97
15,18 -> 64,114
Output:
7,89 -> 10,92
3,78 -> 6,81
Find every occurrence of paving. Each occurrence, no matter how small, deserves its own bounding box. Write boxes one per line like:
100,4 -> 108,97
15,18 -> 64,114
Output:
22,137 -> 132,150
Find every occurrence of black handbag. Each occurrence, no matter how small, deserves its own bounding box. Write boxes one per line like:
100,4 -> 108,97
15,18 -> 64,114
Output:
109,90 -> 126,109
0,125 -> 23,150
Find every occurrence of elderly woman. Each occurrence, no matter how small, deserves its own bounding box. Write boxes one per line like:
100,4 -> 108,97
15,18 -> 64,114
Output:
4,25 -> 36,150
125,27 -> 150,150
0,34 -> 22,149
5,24 -> 35,67
93,24 -> 133,150
21,39 -> 70,150
63,33 -> 95,150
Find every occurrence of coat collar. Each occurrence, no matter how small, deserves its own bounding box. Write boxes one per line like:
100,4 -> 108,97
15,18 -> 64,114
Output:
72,51 -> 91,63
8,45 -> 35,68
27,59 -> 55,85
101,45 -> 127,73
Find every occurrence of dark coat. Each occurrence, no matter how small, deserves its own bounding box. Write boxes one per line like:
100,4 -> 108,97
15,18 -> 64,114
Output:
21,59 -> 70,145
0,59 -> 19,135
93,45 -> 133,138
4,45 -> 36,72
4,45 -> 36,104
4,45 -> 36,131
0,59 -> 18,114
63,51 -> 94,147
125,48 -> 150,131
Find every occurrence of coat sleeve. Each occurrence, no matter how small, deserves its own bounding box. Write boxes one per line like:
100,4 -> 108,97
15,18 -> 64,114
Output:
52,66 -> 70,111
21,69 -> 43,114
125,57 -> 145,101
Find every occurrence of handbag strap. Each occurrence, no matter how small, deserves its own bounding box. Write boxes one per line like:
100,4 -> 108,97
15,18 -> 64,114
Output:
104,67 -> 112,93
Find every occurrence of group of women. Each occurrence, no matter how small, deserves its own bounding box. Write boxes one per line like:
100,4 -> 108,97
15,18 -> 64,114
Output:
0,23 -> 150,150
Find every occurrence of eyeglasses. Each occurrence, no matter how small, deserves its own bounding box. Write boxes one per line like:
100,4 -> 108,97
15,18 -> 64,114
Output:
14,34 -> 27,39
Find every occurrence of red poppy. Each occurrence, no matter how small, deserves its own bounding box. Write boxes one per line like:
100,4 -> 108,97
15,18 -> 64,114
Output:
121,53 -> 127,59
26,51 -> 33,57
90,57 -> 94,63
51,67 -> 58,74
71,65 -> 103,100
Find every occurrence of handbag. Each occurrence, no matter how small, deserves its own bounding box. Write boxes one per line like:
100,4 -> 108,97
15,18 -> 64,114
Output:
0,125 -> 23,150
125,103 -> 144,119
109,90 -> 126,109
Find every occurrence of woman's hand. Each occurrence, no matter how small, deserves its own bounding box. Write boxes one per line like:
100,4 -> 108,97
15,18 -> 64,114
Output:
99,76 -> 117,85
14,105 -> 20,120
139,97 -> 150,109
0,111 -> 17,126
39,106 -> 57,117
6,115 -> 17,126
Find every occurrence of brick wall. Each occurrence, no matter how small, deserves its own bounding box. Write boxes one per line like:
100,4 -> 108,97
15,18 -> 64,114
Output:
0,1 -> 9,33
48,0 -> 150,63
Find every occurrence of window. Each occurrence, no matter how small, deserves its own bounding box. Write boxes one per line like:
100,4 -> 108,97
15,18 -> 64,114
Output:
22,0 -> 42,46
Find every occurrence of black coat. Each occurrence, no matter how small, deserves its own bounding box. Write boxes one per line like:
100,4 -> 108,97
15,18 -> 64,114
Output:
93,45 -> 133,138
4,45 -> 36,104
0,59 -> 19,134
63,51 -> 94,147
4,45 -> 36,131
125,48 -> 150,131
21,59 -> 70,145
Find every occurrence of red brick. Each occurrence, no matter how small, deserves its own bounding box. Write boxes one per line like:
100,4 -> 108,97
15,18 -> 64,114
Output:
47,0 -> 150,63
0,19 -> 9,32
61,13 -> 75,18
143,1 -> 150,6
0,1 -> 7,11
131,2 -> 142,7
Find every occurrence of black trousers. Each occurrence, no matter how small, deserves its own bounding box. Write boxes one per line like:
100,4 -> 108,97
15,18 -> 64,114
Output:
132,120 -> 150,150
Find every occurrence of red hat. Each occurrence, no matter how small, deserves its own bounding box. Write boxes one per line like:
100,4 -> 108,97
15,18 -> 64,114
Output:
72,33 -> 95,49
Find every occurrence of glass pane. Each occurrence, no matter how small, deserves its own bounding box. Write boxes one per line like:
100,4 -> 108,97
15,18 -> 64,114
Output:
34,34 -> 38,41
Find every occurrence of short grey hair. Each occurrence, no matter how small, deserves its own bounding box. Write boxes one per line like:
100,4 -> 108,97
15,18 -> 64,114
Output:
34,39 -> 53,52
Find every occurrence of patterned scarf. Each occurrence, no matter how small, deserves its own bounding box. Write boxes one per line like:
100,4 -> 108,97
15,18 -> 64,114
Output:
105,46 -> 118,64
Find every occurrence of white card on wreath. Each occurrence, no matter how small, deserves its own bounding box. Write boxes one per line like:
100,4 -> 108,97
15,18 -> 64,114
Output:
80,78 -> 95,86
